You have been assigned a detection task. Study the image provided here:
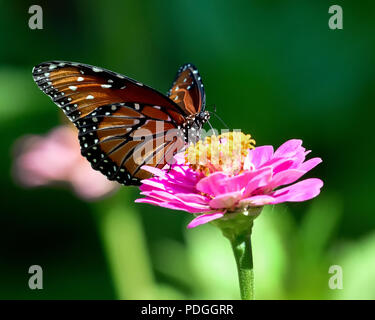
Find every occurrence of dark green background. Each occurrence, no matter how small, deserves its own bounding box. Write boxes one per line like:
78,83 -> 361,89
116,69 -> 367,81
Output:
1,1 -> 374,299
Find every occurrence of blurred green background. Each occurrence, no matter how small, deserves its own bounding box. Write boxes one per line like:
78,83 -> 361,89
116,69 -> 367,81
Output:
1,0 -> 374,299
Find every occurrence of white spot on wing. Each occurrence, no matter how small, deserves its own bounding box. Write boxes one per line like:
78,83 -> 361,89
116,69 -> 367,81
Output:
69,86 -> 77,91
77,77 -> 84,82
86,95 -> 94,100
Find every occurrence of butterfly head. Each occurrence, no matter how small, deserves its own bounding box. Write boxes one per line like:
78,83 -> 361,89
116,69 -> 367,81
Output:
182,111 -> 210,144
198,110 -> 210,124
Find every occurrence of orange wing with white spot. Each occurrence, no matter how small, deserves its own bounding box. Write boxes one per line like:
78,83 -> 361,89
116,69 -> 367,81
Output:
167,63 -> 206,115
32,61 -> 189,185
33,61 -> 187,123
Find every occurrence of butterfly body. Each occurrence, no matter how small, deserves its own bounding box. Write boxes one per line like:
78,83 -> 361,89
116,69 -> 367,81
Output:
181,111 -> 210,143
32,61 -> 208,186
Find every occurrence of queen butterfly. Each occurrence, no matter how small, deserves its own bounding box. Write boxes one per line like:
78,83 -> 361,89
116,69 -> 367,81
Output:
32,61 -> 209,186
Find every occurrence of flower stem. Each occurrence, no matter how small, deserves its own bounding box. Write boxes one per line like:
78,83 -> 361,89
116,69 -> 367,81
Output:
230,232 -> 254,300
211,210 -> 260,300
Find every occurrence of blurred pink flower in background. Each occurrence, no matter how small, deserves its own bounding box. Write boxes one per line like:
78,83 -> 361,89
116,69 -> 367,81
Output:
13,125 -> 119,200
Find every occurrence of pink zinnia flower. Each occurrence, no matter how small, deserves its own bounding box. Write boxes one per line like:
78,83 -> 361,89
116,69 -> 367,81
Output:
136,132 -> 323,228
13,125 -> 119,200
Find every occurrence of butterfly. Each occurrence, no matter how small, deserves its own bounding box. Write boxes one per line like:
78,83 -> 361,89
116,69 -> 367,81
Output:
32,61 -> 209,186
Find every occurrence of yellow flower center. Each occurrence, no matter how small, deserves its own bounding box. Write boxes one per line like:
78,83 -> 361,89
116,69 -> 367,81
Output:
185,131 -> 256,175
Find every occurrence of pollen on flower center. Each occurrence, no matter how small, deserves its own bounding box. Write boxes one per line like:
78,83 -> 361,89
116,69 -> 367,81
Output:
185,131 -> 256,175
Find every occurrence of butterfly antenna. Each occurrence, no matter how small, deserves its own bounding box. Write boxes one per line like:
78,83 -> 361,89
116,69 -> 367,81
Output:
206,104 -> 217,113
207,119 -> 217,136
210,111 -> 229,130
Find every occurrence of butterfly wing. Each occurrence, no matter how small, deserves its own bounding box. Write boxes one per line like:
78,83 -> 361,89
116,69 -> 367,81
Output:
32,61 -> 186,185
75,102 -> 184,185
167,63 -> 206,115
32,61 -> 187,123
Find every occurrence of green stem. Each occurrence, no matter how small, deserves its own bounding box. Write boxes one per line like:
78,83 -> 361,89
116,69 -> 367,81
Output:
230,232 -> 254,300
212,211 -> 259,300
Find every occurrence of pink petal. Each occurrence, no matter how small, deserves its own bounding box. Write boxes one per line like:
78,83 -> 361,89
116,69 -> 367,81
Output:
135,198 -> 189,212
271,159 -> 295,174
141,189 -> 178,202
141,165 -> 167,178
270,178 -> 324,204
172,152 -> 185,164
243,167 -> 273,197
209,191 -> 242,209
274,139 -> 303,158
273,139 -> 309,170
197,170 -> 269,197
222,172 -> 259,193
246,146 -> 274,168
135,198 -> 208,213
260,157 -> 294,173
196,172 -> 230,196
142,184 -> 210,207
175,193 -> 210,205
187,212 -> 225,228
140,178 -> 196,194
239,195 -> 275,206
267,169 -> 306,190
142,190 -> 210,211
166,170 -> 198,186
140,179 -> 166,191
297,157 -> 322,172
